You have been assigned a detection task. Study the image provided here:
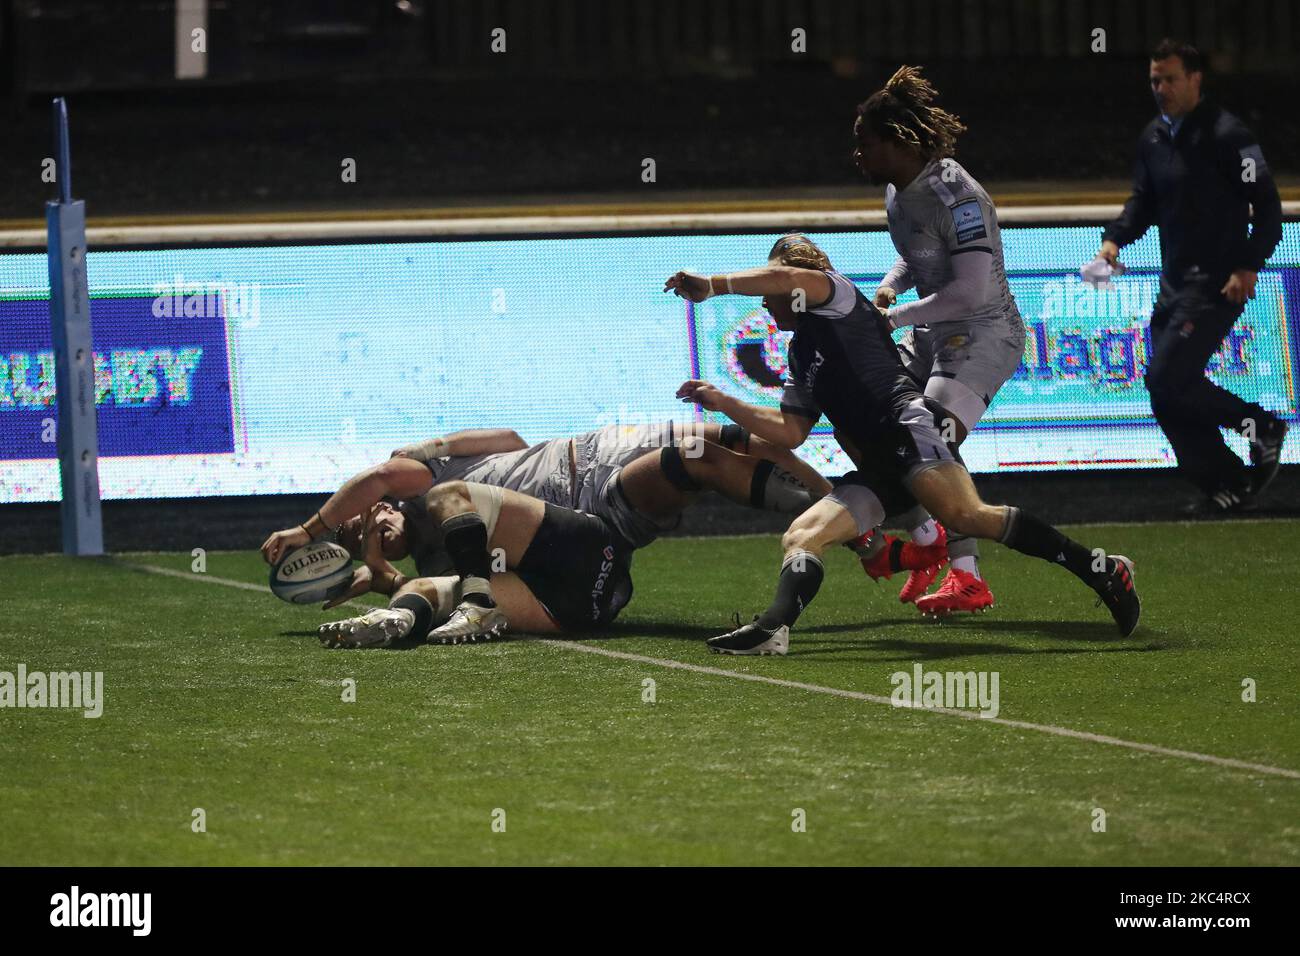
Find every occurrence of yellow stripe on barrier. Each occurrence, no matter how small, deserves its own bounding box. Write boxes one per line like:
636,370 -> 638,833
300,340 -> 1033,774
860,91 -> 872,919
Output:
1,190 -> 1298,246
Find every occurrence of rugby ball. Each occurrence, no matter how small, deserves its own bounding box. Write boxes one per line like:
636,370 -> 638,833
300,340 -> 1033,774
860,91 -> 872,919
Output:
270,540 -> 354,605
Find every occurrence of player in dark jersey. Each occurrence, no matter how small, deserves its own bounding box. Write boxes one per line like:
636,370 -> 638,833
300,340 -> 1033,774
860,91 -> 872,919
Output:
665,234 -> 1141,655
263,467 -> 636,646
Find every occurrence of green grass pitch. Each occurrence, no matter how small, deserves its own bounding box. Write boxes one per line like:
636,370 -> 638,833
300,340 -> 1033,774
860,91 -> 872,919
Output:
1,520 -> 1297,866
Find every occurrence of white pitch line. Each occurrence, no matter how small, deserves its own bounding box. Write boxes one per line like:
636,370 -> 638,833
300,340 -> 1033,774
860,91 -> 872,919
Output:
541,642 -> 1300,780
119,561 -> 381,611
123,561 -> 1300,781
125,562 -> 267,593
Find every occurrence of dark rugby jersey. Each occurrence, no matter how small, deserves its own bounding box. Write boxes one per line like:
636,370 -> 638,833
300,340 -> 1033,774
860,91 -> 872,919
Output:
779,271 -> 922,444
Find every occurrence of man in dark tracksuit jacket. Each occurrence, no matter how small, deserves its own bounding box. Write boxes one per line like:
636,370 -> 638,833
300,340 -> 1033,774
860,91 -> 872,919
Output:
1099,39 -> 1286,514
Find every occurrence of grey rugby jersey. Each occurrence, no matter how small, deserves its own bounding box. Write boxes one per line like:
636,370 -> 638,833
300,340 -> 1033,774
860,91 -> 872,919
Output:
882,158 -> 1022,330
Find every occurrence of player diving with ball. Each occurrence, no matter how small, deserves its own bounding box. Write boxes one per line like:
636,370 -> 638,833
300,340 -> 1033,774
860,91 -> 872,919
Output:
665,233 -> 1141,656
267,474 -> 637,647
261,420 -> 828,647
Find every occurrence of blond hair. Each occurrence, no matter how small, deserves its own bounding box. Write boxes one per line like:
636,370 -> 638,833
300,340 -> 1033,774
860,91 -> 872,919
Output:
767,233 -> 832,271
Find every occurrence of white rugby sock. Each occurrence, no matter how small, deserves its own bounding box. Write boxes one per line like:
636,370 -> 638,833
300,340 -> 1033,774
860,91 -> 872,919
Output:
460,575 -> 494,607
952,555 -> 980,579
910,519 -> 940,546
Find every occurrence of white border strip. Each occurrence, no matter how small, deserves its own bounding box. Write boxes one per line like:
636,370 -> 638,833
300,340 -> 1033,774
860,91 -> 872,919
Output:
121,560 -> 1300,781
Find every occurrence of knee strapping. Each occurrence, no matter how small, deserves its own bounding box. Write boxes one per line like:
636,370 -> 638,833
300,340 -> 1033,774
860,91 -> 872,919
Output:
718,424 -> 750,452
660,445 -> 701,492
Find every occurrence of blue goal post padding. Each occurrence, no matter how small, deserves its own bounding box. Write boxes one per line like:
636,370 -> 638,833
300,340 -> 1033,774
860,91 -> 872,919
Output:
46,97 -> 103,556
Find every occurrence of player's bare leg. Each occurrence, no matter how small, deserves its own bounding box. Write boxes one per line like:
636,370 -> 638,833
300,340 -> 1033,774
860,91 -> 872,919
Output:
708,424 -> 832,498
907,463 -> 1141,635
619,436 -> 822,523
682,435 -> 824,513
614,450 -> 693,519
708,495 -> 861,656
421,482 -> 545,642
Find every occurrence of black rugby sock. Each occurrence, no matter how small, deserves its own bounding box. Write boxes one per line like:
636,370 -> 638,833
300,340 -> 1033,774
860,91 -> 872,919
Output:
999,507 -> 1105,588
390,592 -> 435,641
441,513 -> 496,608
756,551 -> 824,629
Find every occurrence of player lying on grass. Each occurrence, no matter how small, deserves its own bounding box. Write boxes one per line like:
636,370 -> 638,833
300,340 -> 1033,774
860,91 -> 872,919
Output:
261,422 -> 827,645
265,476 -> 635,646
852,65 -> 1028,617
388,420 -> 829,552
665,234 -> 1141,655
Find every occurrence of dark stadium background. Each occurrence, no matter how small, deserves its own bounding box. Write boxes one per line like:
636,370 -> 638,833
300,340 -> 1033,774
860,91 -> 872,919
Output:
1,0 -> 1297,551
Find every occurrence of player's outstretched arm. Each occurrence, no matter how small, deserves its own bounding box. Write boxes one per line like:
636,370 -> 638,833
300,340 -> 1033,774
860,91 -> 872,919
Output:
260,457 -> 434,565
880,256 -> 914,294
391,428 -> 527,460
875,257 -> 912,310
676,379 -> 815,450
664,266 -> 832,304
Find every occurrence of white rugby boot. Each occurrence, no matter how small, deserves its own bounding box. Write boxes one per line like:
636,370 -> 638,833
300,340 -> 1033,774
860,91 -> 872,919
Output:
426,601 -> 508,645
318,607 -> 415,649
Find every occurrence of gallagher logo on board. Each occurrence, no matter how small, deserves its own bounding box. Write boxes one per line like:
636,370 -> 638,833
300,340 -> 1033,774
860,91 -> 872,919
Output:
0,295 -> 236,460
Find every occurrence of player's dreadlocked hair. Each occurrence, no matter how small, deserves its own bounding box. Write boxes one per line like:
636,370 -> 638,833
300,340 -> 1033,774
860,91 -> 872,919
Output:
768,233 -> 833,271
856,65 -> 966,160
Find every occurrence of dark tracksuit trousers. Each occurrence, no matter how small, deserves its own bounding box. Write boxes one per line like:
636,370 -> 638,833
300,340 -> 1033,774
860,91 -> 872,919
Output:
1146,274 -> 1272,496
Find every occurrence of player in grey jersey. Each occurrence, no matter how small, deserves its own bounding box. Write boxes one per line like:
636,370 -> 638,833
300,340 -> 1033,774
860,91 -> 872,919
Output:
853,65 -> 1027,616
392,420 -> 829,564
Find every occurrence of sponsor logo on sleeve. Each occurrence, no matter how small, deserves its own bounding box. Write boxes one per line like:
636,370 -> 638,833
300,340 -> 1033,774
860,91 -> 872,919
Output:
950,198 -> 988,244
